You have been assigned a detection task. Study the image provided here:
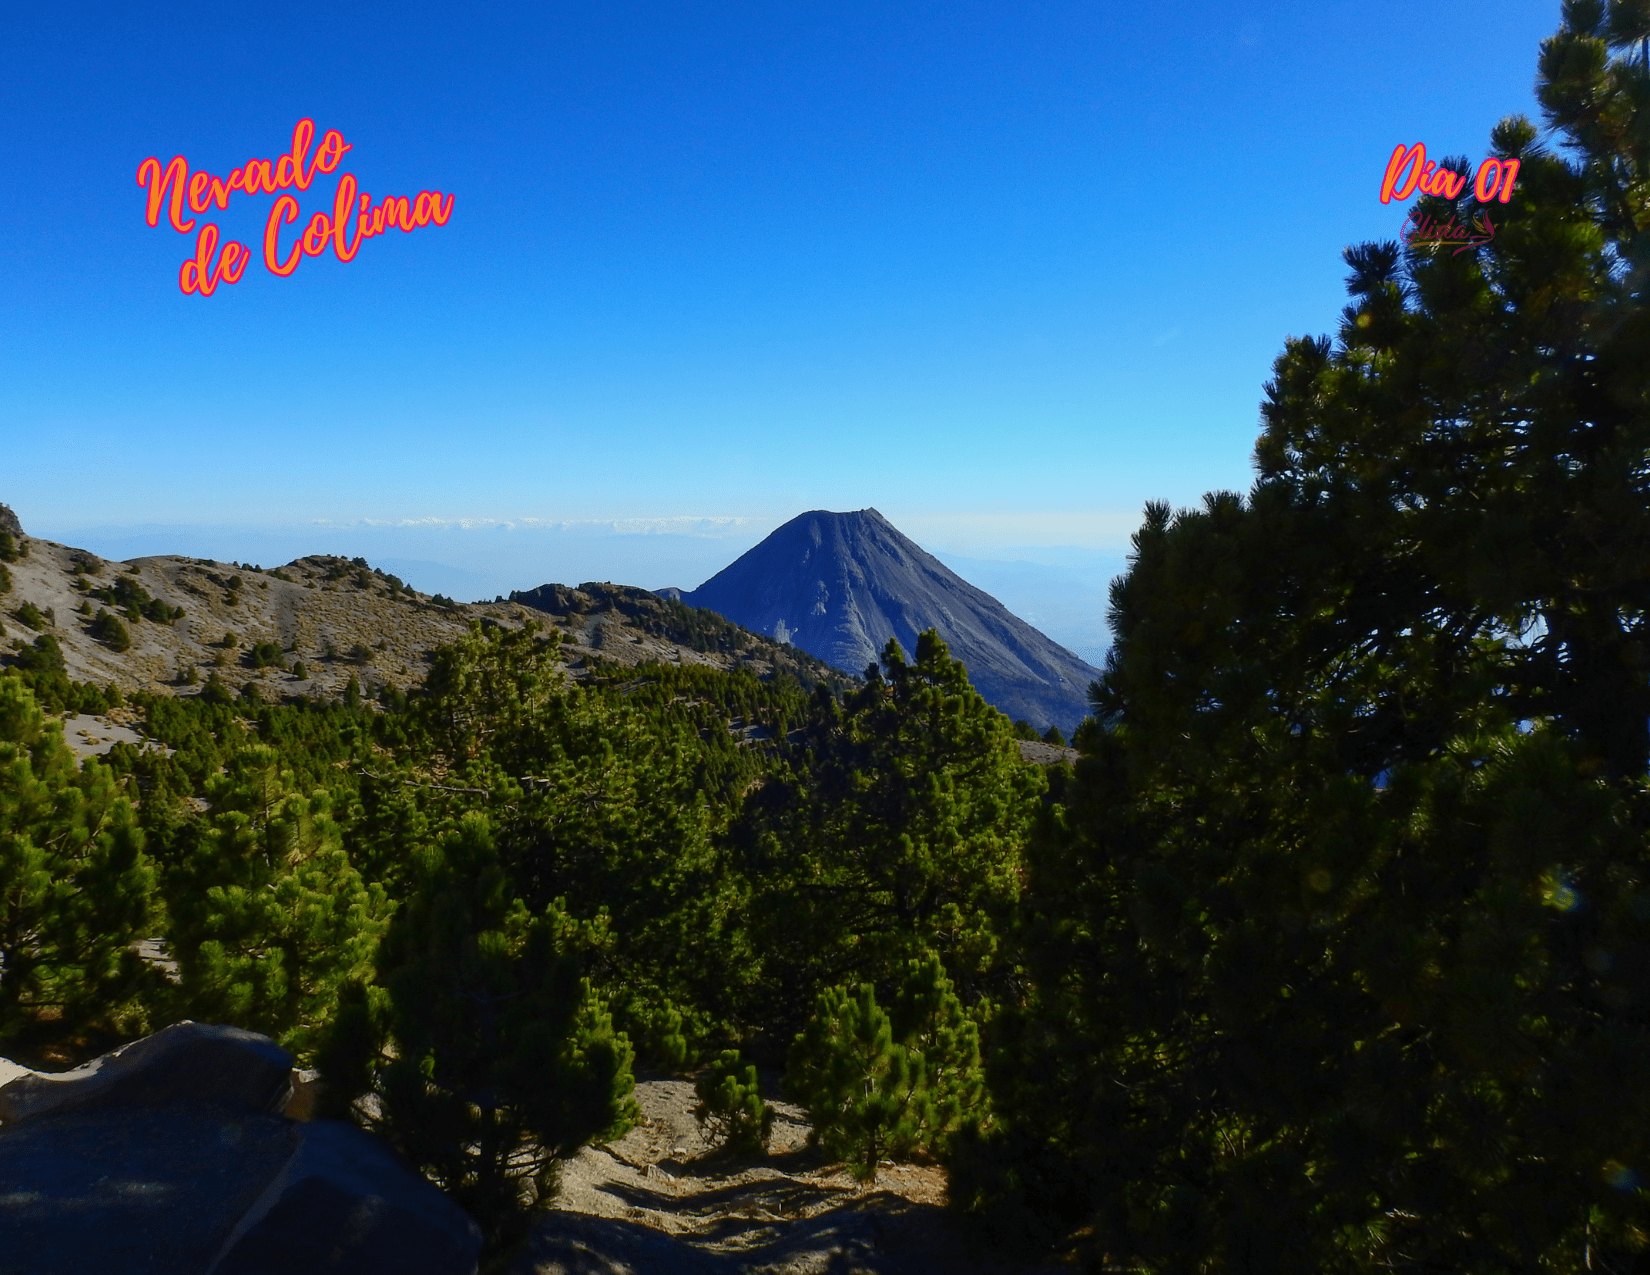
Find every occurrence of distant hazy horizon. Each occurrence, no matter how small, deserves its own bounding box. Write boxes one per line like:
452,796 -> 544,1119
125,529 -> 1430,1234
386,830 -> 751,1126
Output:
4,1 -> 1554,599
22,508 -> 1126,666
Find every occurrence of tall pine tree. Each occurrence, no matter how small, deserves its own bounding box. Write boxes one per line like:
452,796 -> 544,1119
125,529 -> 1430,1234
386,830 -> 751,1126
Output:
959,4 -> 1650,1271
0,680 -> 157,1062
737,630 -> 1042,1044
325,812 -> 637,1260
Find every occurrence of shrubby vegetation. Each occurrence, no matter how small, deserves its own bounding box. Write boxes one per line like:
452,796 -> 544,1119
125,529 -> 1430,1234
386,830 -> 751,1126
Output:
325,812 -> 636,1260
84,573 -> 184,625
947,7 -> 1650,1271
0,6 -> 1643,1268
246,640 -> 284,670
694,1049 -> 774,1155
90,609 -> 131,652
0,609 -> 1031,1254
0,680 -> 156,1060
788,950 -> 987,1181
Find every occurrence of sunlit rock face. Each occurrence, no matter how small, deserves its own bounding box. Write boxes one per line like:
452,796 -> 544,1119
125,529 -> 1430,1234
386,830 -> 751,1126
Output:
681,508 -> 1099,733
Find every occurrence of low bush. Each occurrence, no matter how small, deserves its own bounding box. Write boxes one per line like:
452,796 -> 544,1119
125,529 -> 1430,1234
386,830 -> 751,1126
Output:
90,609 -> 131,652
247,641 -> 285,670
694,1050 -> 774,1156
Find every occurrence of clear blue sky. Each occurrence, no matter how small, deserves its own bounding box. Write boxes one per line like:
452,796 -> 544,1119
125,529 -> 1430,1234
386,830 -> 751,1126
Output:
1,0 -> 1560,612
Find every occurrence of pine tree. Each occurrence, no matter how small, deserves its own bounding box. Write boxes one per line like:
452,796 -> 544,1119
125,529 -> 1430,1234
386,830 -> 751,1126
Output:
90,608 -> 131,652
166,746 -> 390,1060
0,680 -> 157,1060
329,812 -> 637,1259
959,5 -> 1650,1269
736,630 -> 1042,1040
415,617 -> 756,1063
693,1049 -> 774,1155
788,983 -> 919,1181
788,952 -> 986,1181
421,619 -> 564,764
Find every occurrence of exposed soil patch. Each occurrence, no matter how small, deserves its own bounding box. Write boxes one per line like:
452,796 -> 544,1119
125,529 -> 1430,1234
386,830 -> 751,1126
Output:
57,713 -> 172,760
511,1077 -> 1066,1275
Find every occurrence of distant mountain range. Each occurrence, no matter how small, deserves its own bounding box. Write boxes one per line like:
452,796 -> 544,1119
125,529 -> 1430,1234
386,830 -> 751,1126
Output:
0,507 -> 841,706
666,508 -> 1100,732
2,502 -> 1100,733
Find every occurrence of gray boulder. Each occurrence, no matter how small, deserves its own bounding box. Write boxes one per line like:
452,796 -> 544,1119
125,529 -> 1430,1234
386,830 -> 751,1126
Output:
0,1023 -> 481,1275
208,1119 -> 482,1275
0,503 -> 20,538
0,1021 -> 293,1124
0,1108 -> 302,1275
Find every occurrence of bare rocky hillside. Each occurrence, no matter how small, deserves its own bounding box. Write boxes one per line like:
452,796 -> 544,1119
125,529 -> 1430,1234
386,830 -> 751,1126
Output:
0,521 -> 848,704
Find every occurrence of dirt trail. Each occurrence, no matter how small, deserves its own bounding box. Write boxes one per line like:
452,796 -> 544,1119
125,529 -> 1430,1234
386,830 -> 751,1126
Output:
510,1077 -> 1066,1275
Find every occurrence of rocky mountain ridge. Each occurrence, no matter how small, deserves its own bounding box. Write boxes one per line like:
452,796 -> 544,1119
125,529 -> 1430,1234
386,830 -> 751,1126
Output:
0,517 -> 844,706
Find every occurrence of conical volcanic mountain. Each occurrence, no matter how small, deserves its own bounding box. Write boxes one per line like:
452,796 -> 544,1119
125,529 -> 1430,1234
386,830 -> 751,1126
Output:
676,509 -> 1100,732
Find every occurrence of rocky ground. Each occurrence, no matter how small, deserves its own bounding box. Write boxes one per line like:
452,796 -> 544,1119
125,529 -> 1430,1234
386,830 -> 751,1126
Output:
0,532 -> 845,704
513,1077 -> 1069,1275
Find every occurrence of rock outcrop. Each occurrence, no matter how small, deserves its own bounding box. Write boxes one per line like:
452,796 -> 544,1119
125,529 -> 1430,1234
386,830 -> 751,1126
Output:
0,1022 -> 482,1275
0,1021 -> 292,1123
680,509 -> 1101,732
0,503 -> 21,538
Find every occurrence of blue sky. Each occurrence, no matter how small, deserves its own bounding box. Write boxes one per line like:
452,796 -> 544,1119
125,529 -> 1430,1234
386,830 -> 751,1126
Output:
0,0 -> 1560,651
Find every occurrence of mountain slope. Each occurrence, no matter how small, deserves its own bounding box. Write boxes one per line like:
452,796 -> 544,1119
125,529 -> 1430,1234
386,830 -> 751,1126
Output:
0,514 -> 845,705
678,508 -> 1100,731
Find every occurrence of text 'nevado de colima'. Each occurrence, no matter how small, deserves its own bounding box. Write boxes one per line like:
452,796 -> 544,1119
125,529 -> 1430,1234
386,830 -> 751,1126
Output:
135,119 -> 454,297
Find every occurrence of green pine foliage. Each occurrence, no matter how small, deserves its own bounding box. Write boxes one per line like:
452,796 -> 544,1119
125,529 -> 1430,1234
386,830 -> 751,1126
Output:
246,640 -> 284,670
12,636 -> 63,677
329,812 -> 637,1258
0,566 -> 1043,1260
0,681 -> 158,1061
693,1049 -> 774,1155
735,630 -> 1042,1043
198,672 -> 234,706
83,573 -> 183,624
14,601 -> 43,632
164,748 -> 390,1061
953,7 -> 1650,1271
788,983 -> 911,1181
409,620 -> 768,1057
90,608 -> 131,652
1,641 -> 121,717
0,563 -> 10,594
884,950 -> 988,1159
4,9 -> 1645,1271
787,953 -> 985,1181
